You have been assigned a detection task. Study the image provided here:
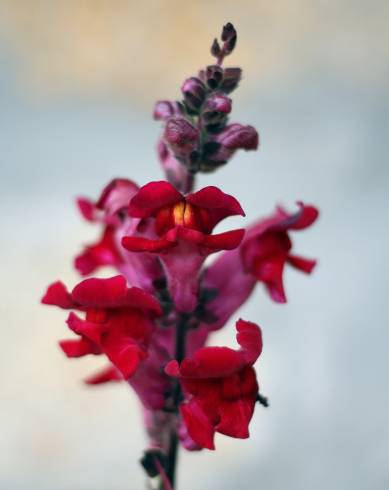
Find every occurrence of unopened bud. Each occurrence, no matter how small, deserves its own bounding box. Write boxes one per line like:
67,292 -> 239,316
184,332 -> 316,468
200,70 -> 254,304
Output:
220,67 -> 242,94
205,65 -> 223,89
153,100 -> 182,121
202,93 -> 232,125
181,77 -> 206,112
164,117 -> 199,160
221,22 -> 237,54
218,123 -> 258,150
201,124 -> 259,169
210,38 -> 221,58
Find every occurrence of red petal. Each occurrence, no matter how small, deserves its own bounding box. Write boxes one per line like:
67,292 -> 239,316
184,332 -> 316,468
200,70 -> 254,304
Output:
121,235 -> 177,253
129,181 -> 182,218
125,287 -> 162,316
66,312 -> 104,344
105,343 -> 147,379
84,366 -> 123,385
202,229 -> 245,251
74,227 -> 121,276
236,319 -> 263,364
181,401 -> 215,450
187,186 -> 245,229
71,276 -> 127,308
165,360 -> 180,377
188,186 -> 244,216
76,197 -> 96,222
290,203 -> 319,230
41,281 -> 74,309
288,254 -> 317,273
180,347 -> 244,378
59,338 -> 100,357
216,398 -> 254,439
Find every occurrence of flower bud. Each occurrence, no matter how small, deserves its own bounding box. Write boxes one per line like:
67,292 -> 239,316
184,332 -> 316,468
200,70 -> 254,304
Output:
163,117 -> 199,160
220,67 -> 242,93
217,123 -> 258,150
153,100 -> 182,121
221,22 -> 237,54
210,38 -> 221,58
202,93 -> 232,125
201,124 -> 259,169
181,77 -> 206,112
204,65 -> 223,89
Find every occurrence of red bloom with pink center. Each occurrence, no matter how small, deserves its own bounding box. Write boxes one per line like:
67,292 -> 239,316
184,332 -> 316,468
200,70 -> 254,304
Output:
165,319 -> 262,450
41,275 -> 161,380
122,181 -> 245,312
241,202 -> 319,303
75,178 -> 163,293
75,178 -> 139,275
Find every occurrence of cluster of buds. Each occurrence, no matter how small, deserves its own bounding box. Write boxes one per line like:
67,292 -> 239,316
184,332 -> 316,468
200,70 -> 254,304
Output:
42,23 -> 319,490
154,23 -> 258,192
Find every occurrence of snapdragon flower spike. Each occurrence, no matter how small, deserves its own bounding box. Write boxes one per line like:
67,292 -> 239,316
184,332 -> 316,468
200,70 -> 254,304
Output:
165,319 -> 262,450
121,181 -> 245,312
41,275 -> 162,380
241,202 -> 319,303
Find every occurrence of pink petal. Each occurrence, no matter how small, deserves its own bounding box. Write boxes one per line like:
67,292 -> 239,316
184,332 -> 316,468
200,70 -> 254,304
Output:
96,178 -> 139,214
203,248 -> 256,331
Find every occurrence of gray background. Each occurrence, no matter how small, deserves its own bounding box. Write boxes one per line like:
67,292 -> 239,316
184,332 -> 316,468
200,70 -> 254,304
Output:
1,1 -> 388,489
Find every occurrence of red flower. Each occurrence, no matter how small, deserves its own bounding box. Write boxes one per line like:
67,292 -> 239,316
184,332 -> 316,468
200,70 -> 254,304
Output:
122,181 -> 245,312
165,319 -> 262,450
241,202 -> 319,303
41,275 -> 161,380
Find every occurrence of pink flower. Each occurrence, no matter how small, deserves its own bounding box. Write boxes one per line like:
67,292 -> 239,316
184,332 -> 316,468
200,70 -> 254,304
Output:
75,178 -> 163,292
165,319 -> 263,450
75,178 -> 139,275
41,275 -> 161,380
121,181 -> 245,312
241,202 -> 319,303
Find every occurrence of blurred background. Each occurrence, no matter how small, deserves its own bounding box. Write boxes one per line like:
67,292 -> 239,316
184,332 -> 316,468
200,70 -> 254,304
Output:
1,1 -> 388,489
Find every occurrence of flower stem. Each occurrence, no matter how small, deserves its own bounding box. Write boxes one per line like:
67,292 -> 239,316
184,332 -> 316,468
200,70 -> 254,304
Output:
165,314 -> 189,488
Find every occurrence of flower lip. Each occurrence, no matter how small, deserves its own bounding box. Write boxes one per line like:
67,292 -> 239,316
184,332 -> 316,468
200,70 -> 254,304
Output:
42,275 -> 162,316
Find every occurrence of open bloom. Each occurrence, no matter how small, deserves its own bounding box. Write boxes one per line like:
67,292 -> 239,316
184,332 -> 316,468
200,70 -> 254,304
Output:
41,275 -> 161,380
75,178 -> 163,292
122,181 -> 245,312
241,202 -> 319,303
75,178 -> 139,275
165,319 -> 262,450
